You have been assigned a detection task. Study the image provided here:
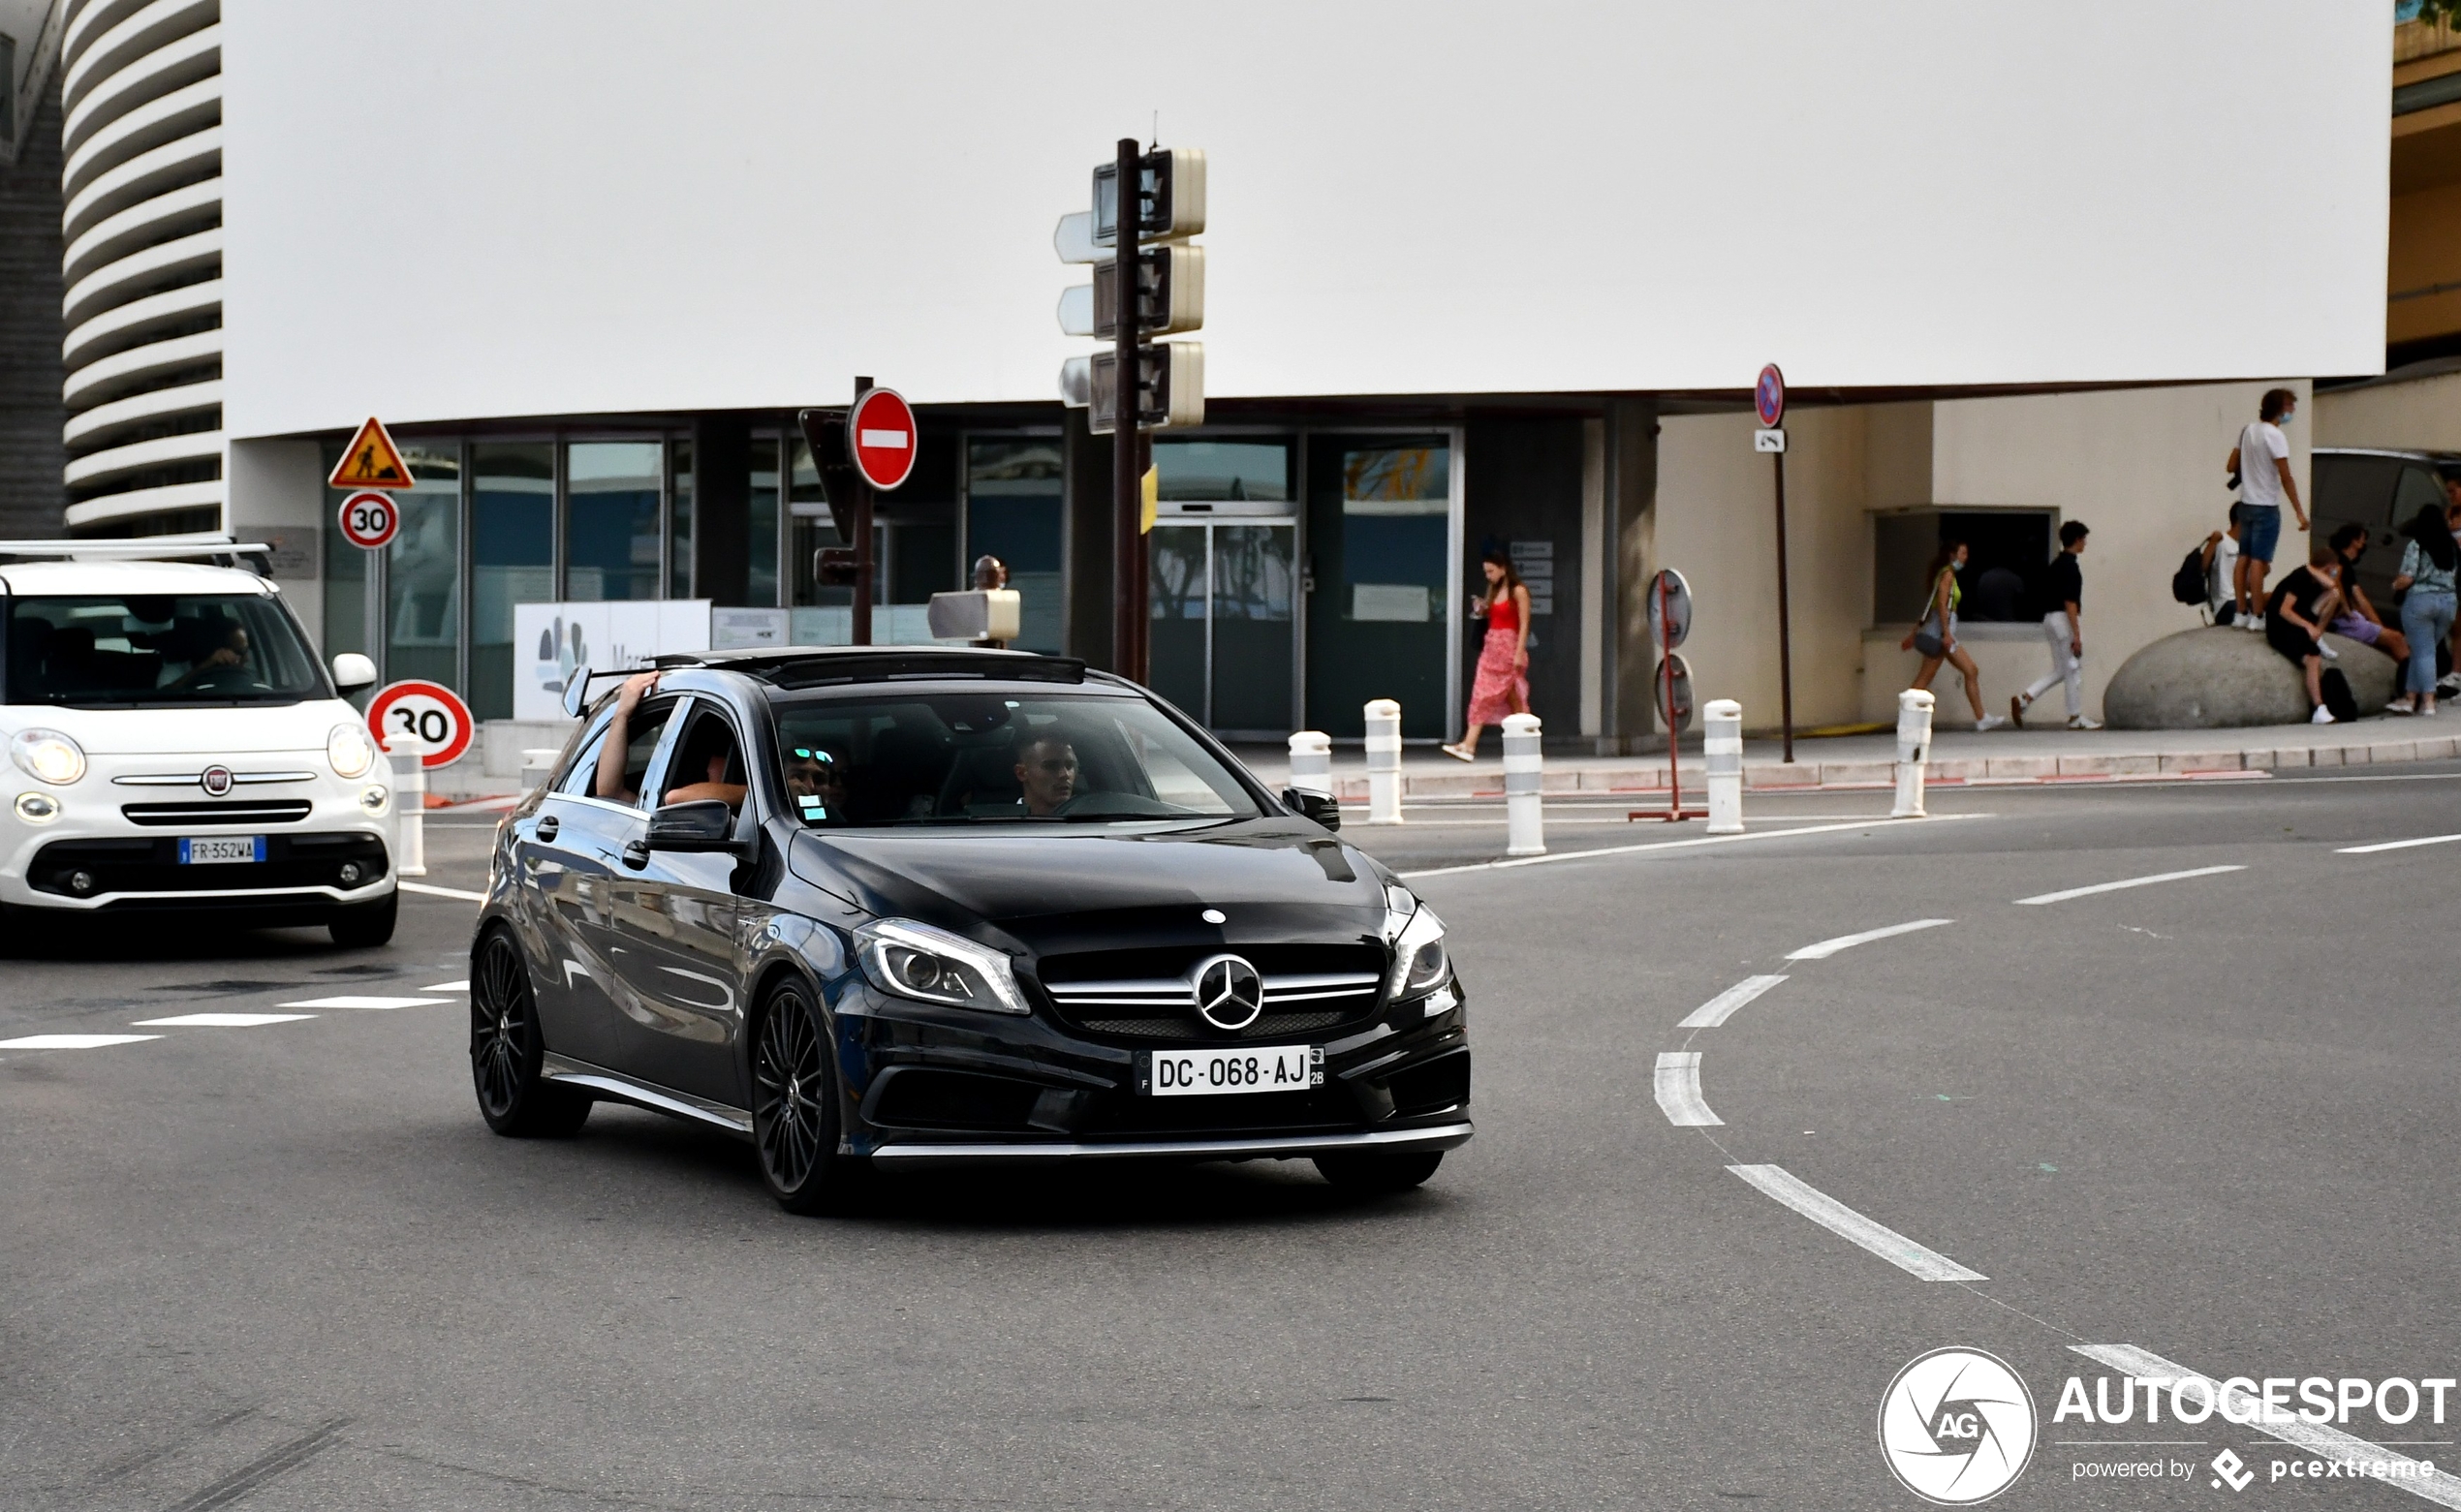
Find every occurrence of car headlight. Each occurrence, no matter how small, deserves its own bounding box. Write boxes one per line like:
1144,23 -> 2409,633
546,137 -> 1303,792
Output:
10,729 -> 86,786
1386,902 -> 1450,1000
328,723 -> 377,779
855,918 -> 1031,1016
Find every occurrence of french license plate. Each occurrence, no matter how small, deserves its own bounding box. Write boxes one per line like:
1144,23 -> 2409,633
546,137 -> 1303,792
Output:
178,836 -> 265,864
1141,1043 -> 1323,1097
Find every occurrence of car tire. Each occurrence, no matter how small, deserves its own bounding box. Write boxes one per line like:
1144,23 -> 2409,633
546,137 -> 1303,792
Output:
751,978 -> 865,1215
1313,1150 -> 1443,1193
469,930 -> 591,1138
328,890 -> 398,948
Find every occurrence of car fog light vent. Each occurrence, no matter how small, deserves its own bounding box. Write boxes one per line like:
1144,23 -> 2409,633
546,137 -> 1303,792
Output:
338,862 -> 362,884
68,870 -> 95,895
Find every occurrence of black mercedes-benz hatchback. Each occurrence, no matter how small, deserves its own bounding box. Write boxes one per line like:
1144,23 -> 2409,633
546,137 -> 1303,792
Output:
468,647 -> 1470,1213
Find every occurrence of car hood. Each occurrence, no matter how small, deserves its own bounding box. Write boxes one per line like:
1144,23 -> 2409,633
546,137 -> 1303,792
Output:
791,820 -> 1385,933
0,699 -> 358,755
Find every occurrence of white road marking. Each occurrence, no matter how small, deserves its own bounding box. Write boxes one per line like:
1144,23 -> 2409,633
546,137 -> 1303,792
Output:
1678,974 -> 1789,1029
0,1034 -> 160,1050
132,1013 -> 315,1028
401,880 -> 486,902
421,980 -> 470,993
1396,814 -> 1983,879
275,996 -> 449,1010
2012,864 -> 2244,906
2338,833 -> 2461,854
1726,1163 -> 1986,1281
1786,918 -> 1952,960
2071,1345 -> 2461,1508
1654,1052 -> 1722,1126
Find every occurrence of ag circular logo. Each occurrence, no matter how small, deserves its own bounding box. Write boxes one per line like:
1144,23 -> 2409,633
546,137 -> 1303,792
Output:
200,764 -> 233,797
1192,953 -> 1263,1031
1878,1347 -> 2036,1504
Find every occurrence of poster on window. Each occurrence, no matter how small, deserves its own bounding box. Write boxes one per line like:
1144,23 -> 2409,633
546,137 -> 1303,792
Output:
511,600 -> 711,722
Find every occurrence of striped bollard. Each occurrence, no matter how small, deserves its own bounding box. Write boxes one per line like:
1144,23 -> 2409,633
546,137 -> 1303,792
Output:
1703,699 -> 1744,834
1503,712 -> 1544,855
1364,699 -> 1403,825
1891,689 -> 1934,819
1286,730 -> 1332,796
388,734 -> 427,878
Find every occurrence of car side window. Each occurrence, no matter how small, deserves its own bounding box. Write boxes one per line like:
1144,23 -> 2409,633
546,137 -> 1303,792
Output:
2394,466 -> 2445,527
655,701 -> 750,810
605,699 -> 678,810
555,717 -> 615,797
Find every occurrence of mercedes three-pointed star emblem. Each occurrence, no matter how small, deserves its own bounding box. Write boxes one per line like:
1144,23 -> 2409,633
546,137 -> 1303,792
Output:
1191,953 -> 1264,1031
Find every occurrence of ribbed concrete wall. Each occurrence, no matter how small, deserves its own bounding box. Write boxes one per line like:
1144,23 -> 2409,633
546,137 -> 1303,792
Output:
0,77 -> 65,538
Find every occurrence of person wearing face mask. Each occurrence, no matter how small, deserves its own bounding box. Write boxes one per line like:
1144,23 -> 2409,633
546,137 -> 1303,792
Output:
1901,539 -> 2008,731
2224,387 -> 2307,633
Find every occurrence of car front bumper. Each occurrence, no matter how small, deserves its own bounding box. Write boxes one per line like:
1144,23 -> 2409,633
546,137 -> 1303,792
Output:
868,1120 -> 1475,1167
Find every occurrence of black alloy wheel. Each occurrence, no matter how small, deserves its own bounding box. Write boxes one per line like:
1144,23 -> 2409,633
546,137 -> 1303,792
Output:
1314,1151 -> 1443,1193
752,980 -> 859,1215
470,931 -> 590,1137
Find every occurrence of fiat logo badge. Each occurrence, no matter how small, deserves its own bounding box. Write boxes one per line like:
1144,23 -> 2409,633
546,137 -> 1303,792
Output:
1192,953 -> 1264,1031
201,764 -> 234,797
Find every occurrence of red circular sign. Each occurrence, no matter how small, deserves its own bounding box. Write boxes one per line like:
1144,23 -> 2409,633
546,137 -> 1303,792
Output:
1755,364 -> 1786,429
337,489 -> 400,550
850,386 -> 918,491
364,679 -> 475,770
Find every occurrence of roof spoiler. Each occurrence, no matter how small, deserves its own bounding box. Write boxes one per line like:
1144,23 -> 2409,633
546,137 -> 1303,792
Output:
0,537 -> 275,571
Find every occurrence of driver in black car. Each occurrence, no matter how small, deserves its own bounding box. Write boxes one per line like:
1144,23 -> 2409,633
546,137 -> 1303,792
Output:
1014,734 -> 1077,817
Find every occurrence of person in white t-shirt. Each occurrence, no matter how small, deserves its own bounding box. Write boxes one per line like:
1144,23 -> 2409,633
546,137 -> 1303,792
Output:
2223,387 -> 2307,632
2201,509 -> 2242,623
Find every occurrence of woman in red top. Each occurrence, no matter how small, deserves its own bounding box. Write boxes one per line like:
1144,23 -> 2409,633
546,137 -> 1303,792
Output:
1442,551 -> 1532,760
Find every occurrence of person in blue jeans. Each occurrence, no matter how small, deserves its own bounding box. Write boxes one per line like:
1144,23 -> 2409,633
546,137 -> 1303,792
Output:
2388,502 -> 2459,717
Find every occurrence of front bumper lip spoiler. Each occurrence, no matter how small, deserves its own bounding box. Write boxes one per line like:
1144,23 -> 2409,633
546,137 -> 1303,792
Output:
869,1120 -> 1473,1167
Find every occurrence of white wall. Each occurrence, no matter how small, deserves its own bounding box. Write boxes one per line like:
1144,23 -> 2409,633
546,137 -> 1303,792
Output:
223,2 -> 2387,439
2316,369 -> 2461,451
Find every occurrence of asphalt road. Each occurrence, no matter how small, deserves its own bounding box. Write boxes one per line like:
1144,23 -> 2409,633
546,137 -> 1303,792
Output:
5,771 -> 2461,1510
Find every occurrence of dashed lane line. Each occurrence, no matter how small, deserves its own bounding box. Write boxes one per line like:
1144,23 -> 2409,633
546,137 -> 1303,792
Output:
2071,1345 -> 2461,1508
421,980 -> 470,993
1653,1052 -> 1722,1126
2338,833 -> 2461,854
1726,1163 -> 1987,1281
133,1013 -> 315,1029
275,996 -> 449,1010
0,1034 -> 160,1050
2012,864 -> 2245,907
400,880 -> 486,902
1393,814 -> 1984,879
1678,974 -> 1789,1029
1786,918 -> 1952,961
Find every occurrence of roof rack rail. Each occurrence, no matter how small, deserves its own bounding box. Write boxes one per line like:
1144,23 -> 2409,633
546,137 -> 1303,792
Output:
0,537 -> 274,570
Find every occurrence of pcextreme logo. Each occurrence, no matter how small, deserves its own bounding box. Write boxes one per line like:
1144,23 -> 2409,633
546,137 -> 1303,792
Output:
1880,1348 -> 2039,1504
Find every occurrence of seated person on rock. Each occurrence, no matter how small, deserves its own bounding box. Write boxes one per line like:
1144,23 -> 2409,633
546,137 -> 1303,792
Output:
2325,522 -> 2410,664
595,671 -> 748,810
2263,543 -> 2346,724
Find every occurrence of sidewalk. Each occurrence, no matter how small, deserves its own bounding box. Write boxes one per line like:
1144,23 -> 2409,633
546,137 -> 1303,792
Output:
1230,719 -> 2461,799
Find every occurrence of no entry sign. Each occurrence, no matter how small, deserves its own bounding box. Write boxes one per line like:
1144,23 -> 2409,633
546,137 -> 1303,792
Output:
337,490 -> 400,550
365,679 -> 475,769
850,386 -> 918,491
1755,364 -> 1786,429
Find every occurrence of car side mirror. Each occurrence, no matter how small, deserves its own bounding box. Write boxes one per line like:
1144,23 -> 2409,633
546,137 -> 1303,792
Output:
643,798 -> 750,857
1282,787 -> 1340,831
330,652 -> 377,693
561,664 -> 592,720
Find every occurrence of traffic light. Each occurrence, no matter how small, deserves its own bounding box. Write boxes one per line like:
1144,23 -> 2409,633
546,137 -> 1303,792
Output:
1059,345 -> 1203,433
1093,146 -> 1205,246
793,407 -> 861,540
1055,245 -> 1203,340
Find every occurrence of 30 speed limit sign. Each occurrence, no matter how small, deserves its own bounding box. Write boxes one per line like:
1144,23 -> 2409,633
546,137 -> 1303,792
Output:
337,490 -> 400,550
365,680 -> 474,769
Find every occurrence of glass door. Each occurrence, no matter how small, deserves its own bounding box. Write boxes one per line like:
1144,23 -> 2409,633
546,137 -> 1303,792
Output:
1144,521 -> 1297,735
1305,436 -> 1453,738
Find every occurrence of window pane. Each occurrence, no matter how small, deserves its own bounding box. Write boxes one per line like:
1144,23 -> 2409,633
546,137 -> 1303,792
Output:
566,442 -> 662,603
322,511 -> 366,662
669,440 -> 693,599
749,438 -> 780,608
1151,440 -> 1292,503
966,440 -> 1064,653
385,444 -> 461,693
471,443 -> 553,723
788,437 -> 844,612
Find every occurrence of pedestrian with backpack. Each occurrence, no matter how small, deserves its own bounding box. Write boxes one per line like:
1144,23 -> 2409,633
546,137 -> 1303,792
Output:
2386,502 -> 2459,717
2012,520 -> 2100,728
2225,388 -> 2307,631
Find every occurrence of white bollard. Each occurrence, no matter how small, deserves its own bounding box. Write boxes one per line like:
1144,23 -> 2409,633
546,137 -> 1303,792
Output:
388,736 -> 427,878
1502,712 -> 1544,855
1891,689 -> 1935,819
1703,699 -> 1744,835
1286,730 -> 1332,797
1364,699 -> 1403,824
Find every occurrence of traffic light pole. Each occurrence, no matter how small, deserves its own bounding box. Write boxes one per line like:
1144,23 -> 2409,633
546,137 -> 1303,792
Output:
1110,136 -> 1145,684
852,374 -> 875,646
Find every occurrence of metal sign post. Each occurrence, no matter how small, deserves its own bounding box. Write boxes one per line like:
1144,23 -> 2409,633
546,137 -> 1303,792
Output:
1755,364 -> 1795,763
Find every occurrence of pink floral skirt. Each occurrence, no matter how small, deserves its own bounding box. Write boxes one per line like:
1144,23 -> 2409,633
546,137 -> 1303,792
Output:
1466,626 -> 1528,724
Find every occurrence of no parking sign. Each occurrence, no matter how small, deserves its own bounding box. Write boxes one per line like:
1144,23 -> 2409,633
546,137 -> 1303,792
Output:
365,680 -> 475,769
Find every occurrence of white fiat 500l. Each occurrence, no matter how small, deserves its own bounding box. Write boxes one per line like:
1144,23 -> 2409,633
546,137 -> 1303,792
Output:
0,558 -> 399,946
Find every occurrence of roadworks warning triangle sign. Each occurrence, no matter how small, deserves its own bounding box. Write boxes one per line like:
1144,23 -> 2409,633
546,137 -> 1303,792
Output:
328,417 -> 416,489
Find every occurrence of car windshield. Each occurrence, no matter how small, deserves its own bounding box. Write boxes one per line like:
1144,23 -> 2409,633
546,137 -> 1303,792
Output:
7,593 -> 327,707
772,691 -> 1262,827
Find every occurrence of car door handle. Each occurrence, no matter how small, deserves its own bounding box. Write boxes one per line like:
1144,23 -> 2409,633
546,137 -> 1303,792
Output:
622,838 -> 650,869
534,815 -> 559,841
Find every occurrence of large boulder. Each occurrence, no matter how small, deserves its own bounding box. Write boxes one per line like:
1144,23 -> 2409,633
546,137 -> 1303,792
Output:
2104,626 -> 2396,729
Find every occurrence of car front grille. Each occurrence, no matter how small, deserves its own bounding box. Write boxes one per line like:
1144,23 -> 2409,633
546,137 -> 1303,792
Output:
1039,943 -> 1386,1043
120,799 -> 315,826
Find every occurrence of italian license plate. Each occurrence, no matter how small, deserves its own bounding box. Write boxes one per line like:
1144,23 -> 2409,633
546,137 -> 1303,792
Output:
1141,1043 -> 1323,1096
178,836 -> 265,864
